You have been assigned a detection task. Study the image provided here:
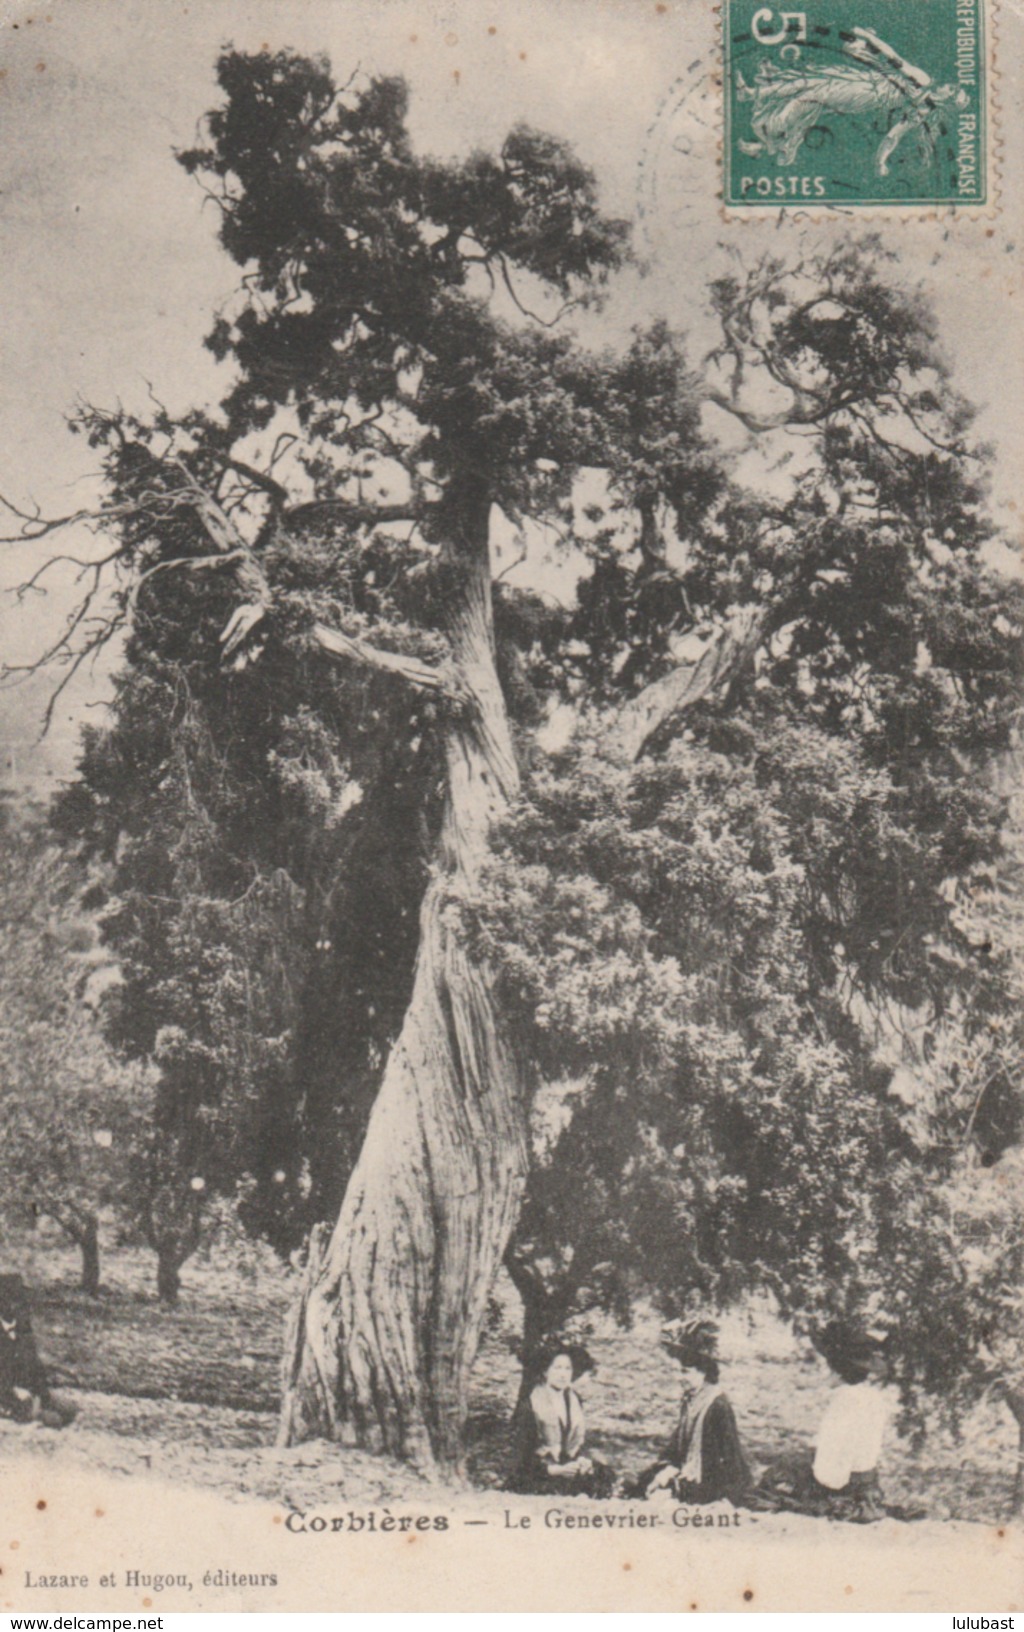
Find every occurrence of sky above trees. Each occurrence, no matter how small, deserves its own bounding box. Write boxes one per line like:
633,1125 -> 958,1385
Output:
1,0 -> 1022,775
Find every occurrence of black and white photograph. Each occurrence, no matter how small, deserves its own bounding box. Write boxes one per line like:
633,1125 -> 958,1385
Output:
0,0 -> 1021,1612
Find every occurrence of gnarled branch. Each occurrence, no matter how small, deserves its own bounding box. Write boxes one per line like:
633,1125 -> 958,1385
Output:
284,498 -> 427,529
704,389 -> 830,434
310,621 -> 459,700
611,605 -> 764,762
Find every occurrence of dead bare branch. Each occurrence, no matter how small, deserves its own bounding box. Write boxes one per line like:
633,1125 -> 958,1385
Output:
497,252 -> 576,330
222,457 -> 291,507
310,621 -> 459,698
11,548 -> 125,597
704,390 -> 830,434
284,497 -> 427,529
129,550 -> 249,612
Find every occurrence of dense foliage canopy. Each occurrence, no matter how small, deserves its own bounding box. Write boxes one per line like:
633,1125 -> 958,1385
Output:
10,48 -> 1021,1446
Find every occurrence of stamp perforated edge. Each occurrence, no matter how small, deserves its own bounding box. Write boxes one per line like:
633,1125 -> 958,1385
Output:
715,0 -> 1002,223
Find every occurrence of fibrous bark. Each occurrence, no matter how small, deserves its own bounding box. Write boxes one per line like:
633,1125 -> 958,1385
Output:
279,493 -> 530,1469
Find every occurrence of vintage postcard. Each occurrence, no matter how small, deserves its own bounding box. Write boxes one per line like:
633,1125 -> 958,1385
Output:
1,0 -> 1022,1614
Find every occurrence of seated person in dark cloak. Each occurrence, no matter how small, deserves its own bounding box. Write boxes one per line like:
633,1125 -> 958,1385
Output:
636,1318 -> 750,1503
507,1340 -> 616,1498
753,1323 -> 913,1522
0,1274 -> 74,1428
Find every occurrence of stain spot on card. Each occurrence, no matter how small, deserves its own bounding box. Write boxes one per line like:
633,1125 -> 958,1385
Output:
743,1589 -> 754,1601
622,1561 -> 632,1571
35,1501 -> 46,1511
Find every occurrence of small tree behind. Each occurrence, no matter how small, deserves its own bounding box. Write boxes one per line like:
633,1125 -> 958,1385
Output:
0,806 -> 154,1293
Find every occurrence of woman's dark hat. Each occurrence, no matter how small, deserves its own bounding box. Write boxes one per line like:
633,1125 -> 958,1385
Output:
528,1337 -> 596,1382
661,1316 -> 719,1367
816,1321 -> 890,1377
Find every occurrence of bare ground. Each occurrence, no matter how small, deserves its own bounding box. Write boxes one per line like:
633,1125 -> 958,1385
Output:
2,1230 -> 1019,1524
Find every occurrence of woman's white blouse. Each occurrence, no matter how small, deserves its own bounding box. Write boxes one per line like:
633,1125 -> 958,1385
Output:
529,1384 -> 586,1464
812,1382 -> 893,1491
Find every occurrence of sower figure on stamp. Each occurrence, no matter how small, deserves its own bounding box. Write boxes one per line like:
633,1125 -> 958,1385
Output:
507,1340 -> 616,1498
634,1319 -> 751,1504
736,26 -> 969,175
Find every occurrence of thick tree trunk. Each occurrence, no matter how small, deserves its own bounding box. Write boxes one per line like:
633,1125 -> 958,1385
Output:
156,1247 -> 183,1306
279,493 -> 530,1469
276,514 -> 763,1468
504,1247 -> 591,1406
78,1215 -> 101,1298
145,1182 -> 202,1306
153,1216 -> 201,1304
43,1204 -> 101,1297
506,1261 -> 563,1409
520,1285 -> 554,1370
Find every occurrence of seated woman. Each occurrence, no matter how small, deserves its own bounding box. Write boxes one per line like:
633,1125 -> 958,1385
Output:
636,1318 -> 750,1503
507,1340 -> 615,1498
754,1324 -> 901,1522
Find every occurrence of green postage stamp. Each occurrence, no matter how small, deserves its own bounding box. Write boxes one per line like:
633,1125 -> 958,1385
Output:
723,0 -> 990,208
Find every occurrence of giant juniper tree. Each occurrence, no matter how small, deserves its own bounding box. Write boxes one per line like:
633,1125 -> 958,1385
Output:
4,51 -> 1021,1471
